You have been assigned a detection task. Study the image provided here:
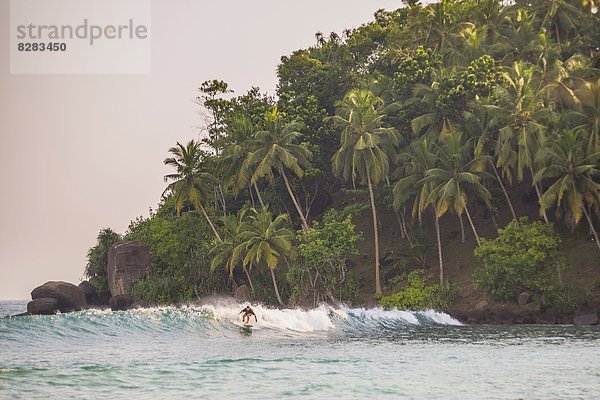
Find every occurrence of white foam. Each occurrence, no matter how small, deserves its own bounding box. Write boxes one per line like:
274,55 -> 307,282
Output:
200,303 -> 335,332
419,309 -> 463,325
344,307 -> 421,325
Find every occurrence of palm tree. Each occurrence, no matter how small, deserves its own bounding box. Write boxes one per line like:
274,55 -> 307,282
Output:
569,79 -> 600,155
421,132 -> 492,248
409,75 -> 464,141
163,140 -> 222,241
243,108 -> 312,231
534,0 -> 582,51
464,101 -> 520,224
235,208 -> 296,305
447,23 -> 488,66
332,88 -> 401,295
491,61 -> 552,222
422,0 -> 470,59
535,129 -> 600,249
492,8 -> 543,65
393,138 -> 447,284
220,116 -> 265,207
210,210 -> 255,291
469,0 -> 509,46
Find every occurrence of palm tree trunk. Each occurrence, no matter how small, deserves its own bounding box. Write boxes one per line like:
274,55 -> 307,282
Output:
402,207 -> 413,247
458,214 -> 466,243
244,268 -> 255,292
367,174 -> 382,296
217,183 -> 227,216
269,268 -> 284,305
395,212 -> 405,239
249,186 -> 256,207
434,210 -> 444,285
582,206 -> 600,251
254,182 -> 265,208
465,206 -> 481,247
199,203 -> 222,242
530,166 -> 549,223
280,169 -> 310,231
491,161 -> 519,225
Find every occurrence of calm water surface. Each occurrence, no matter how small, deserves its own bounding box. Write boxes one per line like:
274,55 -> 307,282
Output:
1,300 -> 599,399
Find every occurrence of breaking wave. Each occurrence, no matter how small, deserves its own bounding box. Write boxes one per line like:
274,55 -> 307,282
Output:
1,301 -> 461,341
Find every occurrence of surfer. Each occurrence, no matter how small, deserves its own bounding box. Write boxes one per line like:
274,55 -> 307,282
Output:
239,305 -> 257,324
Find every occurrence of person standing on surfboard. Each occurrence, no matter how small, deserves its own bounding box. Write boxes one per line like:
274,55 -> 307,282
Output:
240,305 -> 257,324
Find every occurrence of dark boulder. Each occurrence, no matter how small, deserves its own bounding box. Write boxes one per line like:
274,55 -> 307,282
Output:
27,298 -> 60,315
494,309 -> 516,324
107,241 -> 151,297
513,310 -> 535,324
130,300 -> 149,309
573,311 -> 599,326
466,309 -> 490,324
31,281 -> 87,312
534,312 -> 558,324
78,280 -> 101,306
517,292 -> 532,305
88,277 -> 111,305
110,295 -> 132,311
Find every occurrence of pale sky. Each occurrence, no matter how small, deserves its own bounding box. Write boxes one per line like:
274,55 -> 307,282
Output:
0,0 -> 403,300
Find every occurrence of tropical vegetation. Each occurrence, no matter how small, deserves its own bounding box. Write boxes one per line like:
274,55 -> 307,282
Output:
86,0 -> 599,311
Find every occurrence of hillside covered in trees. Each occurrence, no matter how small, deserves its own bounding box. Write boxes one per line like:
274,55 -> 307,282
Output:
85,0 -> 600,320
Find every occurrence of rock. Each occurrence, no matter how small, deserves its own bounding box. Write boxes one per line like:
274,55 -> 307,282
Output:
130,300 -> 149,309
27,298 -> 60,315
466,310 -> 490,324
107,241 -> 151,297
573,311 -> 599,326
517,292 -> 532,305
7,312 -> 30,318
110,295 -> 132,311
31,281 -> 87,312
475,300 -> 488,311
78,280 -> 100,305
534,312 -> 558,324
88,277 -> 111,305
234,285 -> 250,302
495,309 -> 515,324
513,310 -> 535,324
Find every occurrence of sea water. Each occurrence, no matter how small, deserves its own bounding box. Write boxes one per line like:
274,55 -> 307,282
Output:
1,300 -> 599,399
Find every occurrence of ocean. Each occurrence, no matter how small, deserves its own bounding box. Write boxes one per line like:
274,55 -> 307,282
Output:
1,300 -> 599,399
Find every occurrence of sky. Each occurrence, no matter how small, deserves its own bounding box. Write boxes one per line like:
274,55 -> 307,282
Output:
0,0 -> 404,300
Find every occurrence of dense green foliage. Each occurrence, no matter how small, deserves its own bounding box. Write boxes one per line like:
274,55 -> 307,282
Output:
473,218 -> 566,302
85,228 -> 122,294
290,210 -> 361,305
126,198 -> 229,304
86,0 -> 600,308
379,269 -> 439,310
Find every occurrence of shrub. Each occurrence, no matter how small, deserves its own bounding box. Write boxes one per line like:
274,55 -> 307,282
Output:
379,269 -> 439,310
131,275 -> 192,305
427,280 -> 459,310
545,285 -> 591,314
473,217 -> 566,302
85,228 -> 122,294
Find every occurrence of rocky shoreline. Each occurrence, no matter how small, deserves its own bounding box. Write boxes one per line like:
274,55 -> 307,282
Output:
9,280 -> 599,326
8,240 -> 599,326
